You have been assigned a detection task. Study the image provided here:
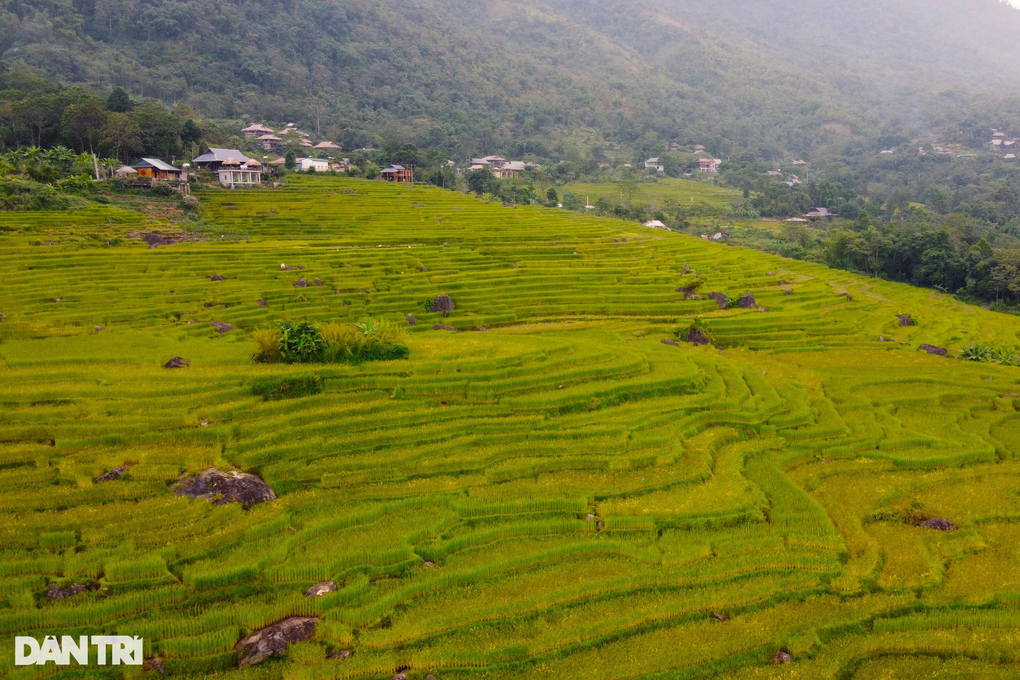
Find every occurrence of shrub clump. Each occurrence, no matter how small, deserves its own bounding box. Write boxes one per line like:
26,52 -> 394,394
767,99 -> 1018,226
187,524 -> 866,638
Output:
957,342 -> 1019,366
250,375 -> 323,400
253,319 -> 409,364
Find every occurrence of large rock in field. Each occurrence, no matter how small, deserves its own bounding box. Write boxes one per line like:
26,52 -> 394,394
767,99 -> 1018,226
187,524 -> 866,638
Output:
163,357 -> 190,369
919,344 -> 947,357
918,517 -> 957,531
174,468 -> 276,507
736,292 -> 756,309
95,465 -> 129,483
305,581 -> 336,597
686,329 -> 712,346
235,616 -> 317,666
773,650 -> 792,664
897,314 -> 914,326
429,295 -> 455,316
48,583 -> 88,600
211,321 -> 236,334
707,292 -> 728,309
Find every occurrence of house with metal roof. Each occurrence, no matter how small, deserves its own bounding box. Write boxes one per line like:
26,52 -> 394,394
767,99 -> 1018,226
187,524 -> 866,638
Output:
130,158 -> 185,181
193,148 -> 252,171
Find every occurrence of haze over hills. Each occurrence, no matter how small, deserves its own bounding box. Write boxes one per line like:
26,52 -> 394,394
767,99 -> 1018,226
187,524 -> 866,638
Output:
2,0 -> 1020,158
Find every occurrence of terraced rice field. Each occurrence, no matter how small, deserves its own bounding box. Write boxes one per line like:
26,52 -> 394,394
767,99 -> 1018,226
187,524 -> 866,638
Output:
561,178 -> 740,210
1,175 -> 1020,679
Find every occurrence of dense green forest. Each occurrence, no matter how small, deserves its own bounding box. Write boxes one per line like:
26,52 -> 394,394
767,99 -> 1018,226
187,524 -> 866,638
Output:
3,0 -> 1020,160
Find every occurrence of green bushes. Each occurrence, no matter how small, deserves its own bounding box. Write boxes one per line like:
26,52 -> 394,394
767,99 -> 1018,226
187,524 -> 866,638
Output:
957,342 -> 1019,366
0,177 -> 92,210
253,319 -> 409,364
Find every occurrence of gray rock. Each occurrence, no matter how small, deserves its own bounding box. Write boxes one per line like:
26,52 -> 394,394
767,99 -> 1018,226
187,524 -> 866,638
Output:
433,324 -> 459,332
328,649 -> 352,659
661,339 -> 679,347
897,314 -> 914,326
708,292 -> 728,309
918,517 -> 957,531
294,278 -> 308,288
95,465 -> 129,483
305,581 -> 337,597
429,295 -> 455,316
773,650 -> 792,664
314,278 -> 323,286
235,616 -> 317,666
736,292 -> 756,309
174,468 -> 276,507
920,344 -> 947,357
163,357 -> 190,369
145,656 -> 166,673
407,314 -> 416,326
211,321 -> 236,334
48,583 -> 87,600
257,300 -> 267,308
210,274 -> 226,281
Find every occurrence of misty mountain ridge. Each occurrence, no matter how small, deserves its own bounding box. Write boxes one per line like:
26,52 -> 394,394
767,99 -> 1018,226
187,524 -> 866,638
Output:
2,0 -> 1020,158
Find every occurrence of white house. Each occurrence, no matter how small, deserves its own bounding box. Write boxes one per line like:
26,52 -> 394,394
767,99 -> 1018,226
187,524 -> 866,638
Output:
217,158 -> 262,187
298,158 -> 330,172
645,157 -> 664,172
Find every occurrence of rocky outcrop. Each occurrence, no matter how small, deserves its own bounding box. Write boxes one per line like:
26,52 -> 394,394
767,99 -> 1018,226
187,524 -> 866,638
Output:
210,274 -> 226,281
163,357 -> 190,369
897,314 -> 914,326
95,465 -> 129,483
708,292 -> 728,309
174,468 -> 276,507
305,581 -> 336,597
918,517 -> 957,531
211,321 -> 236,334
736,293 -> 756,309
429,295 -> 455,316
773,650 -> 792,664
235,616 -> 317,666
920,344 -> 947,357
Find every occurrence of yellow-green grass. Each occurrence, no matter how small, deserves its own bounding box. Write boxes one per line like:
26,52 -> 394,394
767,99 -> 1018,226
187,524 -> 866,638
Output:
0,175 -> 1019,679
561,177 -> 740,211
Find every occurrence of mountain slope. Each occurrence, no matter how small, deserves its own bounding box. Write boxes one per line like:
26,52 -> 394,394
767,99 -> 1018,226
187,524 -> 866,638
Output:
2,0 -> 1019,157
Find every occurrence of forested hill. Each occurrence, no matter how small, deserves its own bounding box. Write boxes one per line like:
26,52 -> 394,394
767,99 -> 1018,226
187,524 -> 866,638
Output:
2,0 -> 1020,158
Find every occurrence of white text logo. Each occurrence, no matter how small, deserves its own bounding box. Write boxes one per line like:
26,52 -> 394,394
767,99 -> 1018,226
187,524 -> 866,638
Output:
15,636 -> 144,666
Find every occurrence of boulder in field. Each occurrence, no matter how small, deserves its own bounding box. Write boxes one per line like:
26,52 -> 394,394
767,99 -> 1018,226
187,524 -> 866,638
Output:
708,292 -> 728,309
294,278 -> 308,288
736,292 -> 756,309
95,465 -> 129,483
838,292 -> 852,301
687,329 -> 712,346
211,321 -> 236,334
773,651 -> 792,664
407,314 -> 416,326
661,338 -> 679,347
314,278 -> 323,286
235,616 -> 317,666
210,274 -> 226,281
918,517 -> 957,531
94,326 -> 104,332
174,468 -> 276,507
475,325 -> 490,332
429,295 -> 455,316
783,289 -> 793,295
433,324 -> 459,332
48,583 -> 88,600
710,613 -> 729,622
420,267 -> 428,273
305,581 -> 337,597
897,314 -> 914,326
328,649 -> 352,659
257,300 -> 267,308
163,357 -> 190,369
920,344 -> 947,357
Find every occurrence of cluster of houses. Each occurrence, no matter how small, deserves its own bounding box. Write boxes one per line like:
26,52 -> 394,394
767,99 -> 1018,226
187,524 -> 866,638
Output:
990,130 -> 1017,160
644,143 -> 723,174
468,156 -> 529,178
113,148 -> 265,189
242,123 -> 343,154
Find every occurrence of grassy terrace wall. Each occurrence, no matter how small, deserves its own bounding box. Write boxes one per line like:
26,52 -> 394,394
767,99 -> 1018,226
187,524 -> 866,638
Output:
1,176 -> 1019,679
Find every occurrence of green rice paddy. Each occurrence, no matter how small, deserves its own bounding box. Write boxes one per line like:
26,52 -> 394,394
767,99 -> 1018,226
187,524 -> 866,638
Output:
1,176 -> 1019,678
560,178 -> 740,211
